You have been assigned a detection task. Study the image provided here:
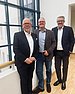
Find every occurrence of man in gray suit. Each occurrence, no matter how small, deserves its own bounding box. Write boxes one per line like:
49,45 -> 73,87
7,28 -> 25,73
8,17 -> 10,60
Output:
33,17 -> 56,93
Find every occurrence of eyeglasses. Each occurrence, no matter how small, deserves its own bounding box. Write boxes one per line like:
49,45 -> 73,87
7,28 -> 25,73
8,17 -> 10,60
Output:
57,20 -> 64,22
23,23 -> 31,25
38,21 -> 45,23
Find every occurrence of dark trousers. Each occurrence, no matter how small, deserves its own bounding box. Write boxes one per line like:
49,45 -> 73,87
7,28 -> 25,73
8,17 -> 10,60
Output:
55,50 -> 69,82
17,64 -> 34,94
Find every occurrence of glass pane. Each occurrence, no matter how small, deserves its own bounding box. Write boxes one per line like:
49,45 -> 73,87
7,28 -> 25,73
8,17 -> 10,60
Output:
0,26 -> 8,45
10,26 -> 21,44
24,0 -> 34,9
0,47 -> 9,64
8,0 -> 19,5
11,45 -> 15,60
0,0 -> 5,1
8,7 -> 21,25
24,11 -> 34,26
35,0 -> 37,10
0,4 -> 6,24
35,13 -> 38,26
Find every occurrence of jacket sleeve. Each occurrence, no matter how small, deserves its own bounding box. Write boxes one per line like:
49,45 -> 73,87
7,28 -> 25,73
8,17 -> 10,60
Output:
69,27 -> 74,52
47,31 -> 56,54
13,33 -> 26,62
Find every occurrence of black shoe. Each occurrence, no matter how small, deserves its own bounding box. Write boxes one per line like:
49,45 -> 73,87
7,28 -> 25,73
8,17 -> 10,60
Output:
32,86 -> 44,94
53,80 -> 61,86
61,82 -> 66,90
46,84 -> 51,93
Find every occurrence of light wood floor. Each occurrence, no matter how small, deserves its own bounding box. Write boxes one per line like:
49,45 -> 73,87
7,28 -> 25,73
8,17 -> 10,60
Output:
39,54 -> 75,94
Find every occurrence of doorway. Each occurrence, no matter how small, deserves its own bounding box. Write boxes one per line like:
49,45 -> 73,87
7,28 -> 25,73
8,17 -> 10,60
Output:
69,4 -> 75,53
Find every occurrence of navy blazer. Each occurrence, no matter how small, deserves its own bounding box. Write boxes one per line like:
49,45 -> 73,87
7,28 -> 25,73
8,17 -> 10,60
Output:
52,26 -> 74,55
13,31 -> 39,67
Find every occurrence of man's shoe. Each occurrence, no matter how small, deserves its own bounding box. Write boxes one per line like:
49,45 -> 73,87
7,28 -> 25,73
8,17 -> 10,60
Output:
46,84 -> 51,93
32,86 -> 44,94
53,80 -> 61,86
61,82 -> 66,90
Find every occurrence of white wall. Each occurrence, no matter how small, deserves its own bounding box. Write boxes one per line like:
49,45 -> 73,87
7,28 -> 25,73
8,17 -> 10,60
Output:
40,0 -> 75,53
0,70 -> 21,94
40,0 -> 75,29
0,69 -> 38,94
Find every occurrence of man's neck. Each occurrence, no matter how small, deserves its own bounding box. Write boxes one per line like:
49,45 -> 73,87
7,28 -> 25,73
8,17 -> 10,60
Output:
39,27 -> 45,31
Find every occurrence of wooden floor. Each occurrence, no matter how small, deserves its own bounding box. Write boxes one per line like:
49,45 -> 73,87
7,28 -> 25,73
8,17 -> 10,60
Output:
39,54 -> 75,94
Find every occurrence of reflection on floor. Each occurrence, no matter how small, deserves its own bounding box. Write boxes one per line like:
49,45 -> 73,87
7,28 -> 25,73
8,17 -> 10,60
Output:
39,54 -> 75,94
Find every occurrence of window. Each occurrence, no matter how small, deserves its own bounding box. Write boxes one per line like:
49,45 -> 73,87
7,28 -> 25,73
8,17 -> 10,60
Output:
10,26 -> 21,44
0,4 -> 6,24
24,0 -> 34,9
0,47 -> 9,64
8,6 -> 21,25
8,0 -> 19,5
0,0 -> 5,1
0,0 -> 40,64
0,26 -> 7,45
24,11 -> 34,25
11,45 -> 14,60
35,0 -> 38,10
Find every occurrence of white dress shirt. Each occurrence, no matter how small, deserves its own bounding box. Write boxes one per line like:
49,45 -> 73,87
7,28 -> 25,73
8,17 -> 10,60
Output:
24,31 -> 34,57
57,28 -> 63,50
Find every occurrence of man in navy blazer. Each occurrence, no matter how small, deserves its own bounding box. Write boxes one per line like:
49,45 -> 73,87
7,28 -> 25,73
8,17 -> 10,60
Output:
13,18 -> 38,94
52,16 -> 74,90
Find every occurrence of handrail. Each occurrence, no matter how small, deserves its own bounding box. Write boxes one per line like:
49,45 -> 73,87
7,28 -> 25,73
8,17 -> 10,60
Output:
0,61 -> 15,69
0,53 -> 75,69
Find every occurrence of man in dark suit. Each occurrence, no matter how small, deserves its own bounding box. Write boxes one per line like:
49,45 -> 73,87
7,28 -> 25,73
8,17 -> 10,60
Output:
33,17 -> 56,93
13,18 -> 38,94
52,16 -> 74,90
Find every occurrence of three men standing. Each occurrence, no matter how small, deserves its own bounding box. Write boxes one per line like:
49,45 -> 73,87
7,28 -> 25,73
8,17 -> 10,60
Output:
13,16 -> 74,94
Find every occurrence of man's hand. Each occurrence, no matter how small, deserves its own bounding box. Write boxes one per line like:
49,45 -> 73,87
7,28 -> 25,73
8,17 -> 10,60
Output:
29,57 -> 36,62
43,50 -> 49,56
24,57 -> 36,64
24,58 -> 32,64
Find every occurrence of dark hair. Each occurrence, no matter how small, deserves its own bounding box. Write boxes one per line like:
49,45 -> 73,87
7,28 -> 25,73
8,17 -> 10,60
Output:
57,16 -> 65,22
57,16 -> 65,19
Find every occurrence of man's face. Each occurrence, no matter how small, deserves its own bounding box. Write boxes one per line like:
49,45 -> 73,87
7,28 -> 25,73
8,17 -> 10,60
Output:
38,18 -> 45,29
57,17 -> 65,29
22,19 -> 32,32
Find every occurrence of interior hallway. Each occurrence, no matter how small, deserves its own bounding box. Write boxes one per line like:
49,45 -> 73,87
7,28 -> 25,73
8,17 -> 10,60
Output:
39,54 -> 75,94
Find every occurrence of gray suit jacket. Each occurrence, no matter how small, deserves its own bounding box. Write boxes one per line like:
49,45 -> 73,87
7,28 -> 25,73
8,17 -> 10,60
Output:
34,28 -> 56,60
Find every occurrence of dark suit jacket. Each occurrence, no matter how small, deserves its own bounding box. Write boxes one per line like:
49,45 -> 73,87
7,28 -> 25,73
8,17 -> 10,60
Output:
52,26 -> 74,56
34,29 -> 56,60
13,31 -> 39,68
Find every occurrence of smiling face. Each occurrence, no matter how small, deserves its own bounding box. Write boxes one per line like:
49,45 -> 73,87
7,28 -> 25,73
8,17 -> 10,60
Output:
57,16 -> 65,29
38,17 -> 46,29
22,18 -> 32,33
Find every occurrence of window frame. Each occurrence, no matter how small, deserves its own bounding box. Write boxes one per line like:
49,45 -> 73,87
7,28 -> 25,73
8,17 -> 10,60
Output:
0,0 -> 40,63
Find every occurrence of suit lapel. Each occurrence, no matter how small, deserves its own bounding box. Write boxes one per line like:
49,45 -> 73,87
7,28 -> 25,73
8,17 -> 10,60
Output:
56,27 -> 58,42
62,26 -> 65,42
45,29 -> 48,43
21,31 -> 30,52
